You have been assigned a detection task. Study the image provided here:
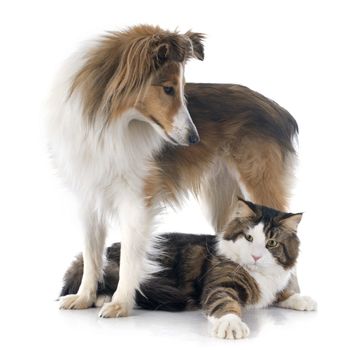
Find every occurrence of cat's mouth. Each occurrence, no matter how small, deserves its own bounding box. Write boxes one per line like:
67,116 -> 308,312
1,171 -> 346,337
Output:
247,264 -> 259,269
245,262 -> 262,271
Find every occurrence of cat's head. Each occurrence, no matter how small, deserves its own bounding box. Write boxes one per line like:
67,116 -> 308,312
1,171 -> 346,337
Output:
218,198 -> 302,271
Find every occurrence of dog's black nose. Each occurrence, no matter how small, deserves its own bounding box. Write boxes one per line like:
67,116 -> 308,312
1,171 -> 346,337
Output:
188,133 -> 200,145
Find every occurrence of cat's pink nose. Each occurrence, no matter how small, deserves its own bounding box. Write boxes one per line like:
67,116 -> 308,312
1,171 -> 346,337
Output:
252,255 -> 262,262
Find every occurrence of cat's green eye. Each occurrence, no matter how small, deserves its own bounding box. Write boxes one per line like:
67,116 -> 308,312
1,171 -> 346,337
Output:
266,239 -> 279,248
245,234 -> 253,242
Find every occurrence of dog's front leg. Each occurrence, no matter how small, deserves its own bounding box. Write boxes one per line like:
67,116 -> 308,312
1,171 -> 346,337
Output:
99,195 -> 153,318
59,208 -> 106,309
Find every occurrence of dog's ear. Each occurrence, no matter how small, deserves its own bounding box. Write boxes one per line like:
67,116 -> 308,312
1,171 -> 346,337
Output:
154,42 -> 171,67
186,31 -> 205,60
153,32 -> 205,68
153,37 -> 192,68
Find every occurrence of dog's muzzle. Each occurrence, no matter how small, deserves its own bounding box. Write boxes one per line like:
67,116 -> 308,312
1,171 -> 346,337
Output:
171,107 -> 200,146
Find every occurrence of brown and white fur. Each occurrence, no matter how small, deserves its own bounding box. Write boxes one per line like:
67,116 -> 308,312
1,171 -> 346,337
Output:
47,25 -> 299,318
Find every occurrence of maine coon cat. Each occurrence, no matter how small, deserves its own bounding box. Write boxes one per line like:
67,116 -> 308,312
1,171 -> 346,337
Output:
61,199 -> 316,339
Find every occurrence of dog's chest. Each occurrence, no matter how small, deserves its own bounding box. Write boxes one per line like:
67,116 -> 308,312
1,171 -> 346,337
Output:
51,117 -> 163,211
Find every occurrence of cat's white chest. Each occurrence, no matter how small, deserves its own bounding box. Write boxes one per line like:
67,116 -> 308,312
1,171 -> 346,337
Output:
247,267 -> 291,309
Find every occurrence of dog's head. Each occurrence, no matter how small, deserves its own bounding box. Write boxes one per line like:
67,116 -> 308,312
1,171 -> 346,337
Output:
71,25 -> 205,146
136,30 -> 204,146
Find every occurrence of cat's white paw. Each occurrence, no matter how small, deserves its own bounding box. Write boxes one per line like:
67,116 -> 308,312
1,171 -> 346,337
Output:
59,294 -> 94,310
94,295 -> 112,308
277,293 -> 317,311
210,314 -> 250,340
98,301 -> 130,318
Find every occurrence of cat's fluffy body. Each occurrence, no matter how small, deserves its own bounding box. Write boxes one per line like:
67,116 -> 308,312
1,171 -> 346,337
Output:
61,199 -> 316,339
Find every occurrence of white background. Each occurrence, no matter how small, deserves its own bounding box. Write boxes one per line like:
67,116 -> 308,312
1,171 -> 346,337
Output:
1,0 -> 349,349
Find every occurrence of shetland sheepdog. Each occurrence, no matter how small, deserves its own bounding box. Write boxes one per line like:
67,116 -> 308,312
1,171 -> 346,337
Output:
47,25 -> 299,318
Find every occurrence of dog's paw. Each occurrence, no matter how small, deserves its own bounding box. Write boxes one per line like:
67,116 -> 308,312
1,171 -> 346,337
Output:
59,294 -> 94,310
98,301 -> 130,318
277,294 -> 317,311
211,314 -> 250,340
94,295 -> 112,308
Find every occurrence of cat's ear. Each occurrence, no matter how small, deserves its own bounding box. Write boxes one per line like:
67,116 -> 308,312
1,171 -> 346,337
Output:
235,197 -> 256,218
280,213 -> 303,232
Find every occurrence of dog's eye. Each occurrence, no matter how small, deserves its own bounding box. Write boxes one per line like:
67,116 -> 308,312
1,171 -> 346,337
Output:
163,86 -> 175,96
